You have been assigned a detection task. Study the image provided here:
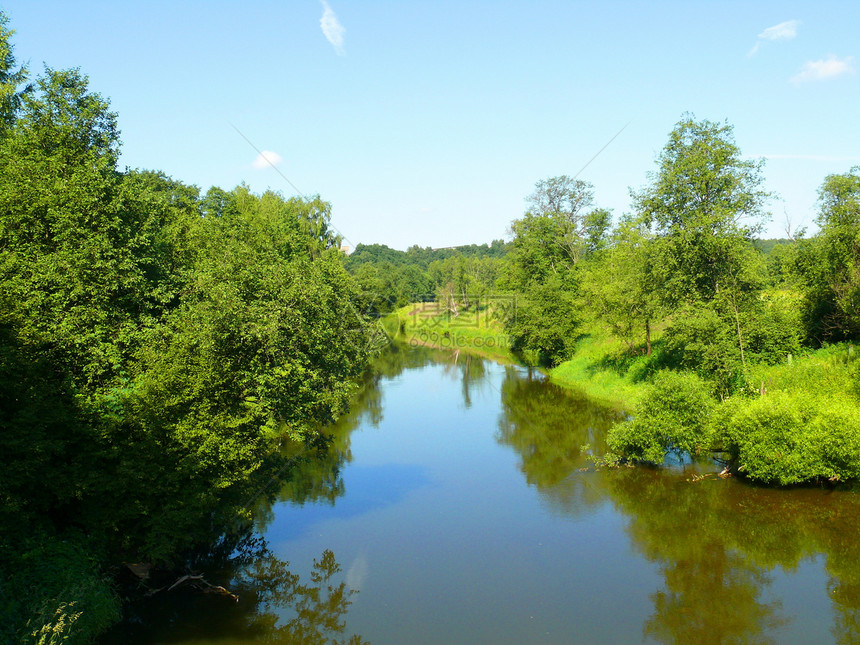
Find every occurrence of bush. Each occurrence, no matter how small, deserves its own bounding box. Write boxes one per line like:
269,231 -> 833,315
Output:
1,536 -> 120,645
744,293 -> 804,365
662,306 -> 745,398
607,371 -> 716,464
711,391 -> 860,484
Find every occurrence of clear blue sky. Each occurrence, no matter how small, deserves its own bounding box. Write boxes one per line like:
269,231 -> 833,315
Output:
4,1 -> 859,249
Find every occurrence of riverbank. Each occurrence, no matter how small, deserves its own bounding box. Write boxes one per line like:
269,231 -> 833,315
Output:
382,306 -> 652,407
548,332 -> 651,408
382,304 -> 516,364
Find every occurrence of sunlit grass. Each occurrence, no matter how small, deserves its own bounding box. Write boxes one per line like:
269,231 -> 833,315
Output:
382,303 -> 515,363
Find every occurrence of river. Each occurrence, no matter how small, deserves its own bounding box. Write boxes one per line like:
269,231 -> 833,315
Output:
104,345 -> 860,644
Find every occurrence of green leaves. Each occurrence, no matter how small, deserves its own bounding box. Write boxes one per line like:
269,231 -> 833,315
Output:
799,167 -> 860,342
635,115 -> 771,306
607,371 -> 716,464
0,11 -> 31,131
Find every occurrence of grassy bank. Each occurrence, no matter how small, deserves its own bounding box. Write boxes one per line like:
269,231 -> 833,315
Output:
548,331 -> 654,408
553,328 -> 860,484
550,329 -> 858,408
382,303 -> 516,364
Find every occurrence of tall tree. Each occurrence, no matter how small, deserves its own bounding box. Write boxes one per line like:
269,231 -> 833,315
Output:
634,115 -> 771,306
631,116 -> 780,392
503,176 -> 610,365
797,167 -> 860,342
0,11 -> 31,131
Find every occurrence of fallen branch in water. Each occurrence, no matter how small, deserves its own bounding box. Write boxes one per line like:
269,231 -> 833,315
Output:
144,573 -> 239,602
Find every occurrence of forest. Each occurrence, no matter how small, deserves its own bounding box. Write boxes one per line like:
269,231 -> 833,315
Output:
3,9 -> 860,643
0,14 -> 373,644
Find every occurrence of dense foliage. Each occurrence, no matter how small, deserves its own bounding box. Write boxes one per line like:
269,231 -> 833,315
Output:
345,240 -> 508,315
495,116 -> 860,486
0,16 -> 371,643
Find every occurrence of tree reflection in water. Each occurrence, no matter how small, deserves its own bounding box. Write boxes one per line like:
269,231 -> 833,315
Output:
496,368 -> 622,516
106,529 -> 367,644
495,359 -> 860,644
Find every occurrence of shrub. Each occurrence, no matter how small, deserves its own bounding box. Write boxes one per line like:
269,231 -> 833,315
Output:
711,391 -> 860,484
607,371 -> 716,464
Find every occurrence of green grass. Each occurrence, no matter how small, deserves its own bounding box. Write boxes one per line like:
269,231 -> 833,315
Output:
382,303 -> 516,363
550,328 -> 859,411
746,342 -> 858,399
548,328 -> 654,408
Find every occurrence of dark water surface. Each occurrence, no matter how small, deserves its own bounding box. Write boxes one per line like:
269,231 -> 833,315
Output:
107,346 -> 860,644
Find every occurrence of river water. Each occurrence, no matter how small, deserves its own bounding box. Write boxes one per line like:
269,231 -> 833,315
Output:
107,345 -> 860,644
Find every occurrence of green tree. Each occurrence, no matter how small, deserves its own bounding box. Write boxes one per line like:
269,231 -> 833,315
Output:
634,115 -> 771,306
0,11 -> 31,130
797,167 -> 860,342
503,176 -> 610,365
0,34 -> 373,640
579,215 -> 662,355
632,116 -> 787,391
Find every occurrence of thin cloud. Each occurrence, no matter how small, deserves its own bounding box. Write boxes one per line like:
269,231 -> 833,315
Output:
748,19 -> 800,57
791,55 -> 856,83
252,150 -> 283,169
320,1 -> 345,56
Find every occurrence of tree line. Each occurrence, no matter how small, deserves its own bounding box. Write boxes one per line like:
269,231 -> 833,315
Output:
0,14 -> 372,643
345,240 -> 508,314
353,114 -> 860,486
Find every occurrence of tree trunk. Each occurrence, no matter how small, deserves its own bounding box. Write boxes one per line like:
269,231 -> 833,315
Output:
645,318 -> 652,356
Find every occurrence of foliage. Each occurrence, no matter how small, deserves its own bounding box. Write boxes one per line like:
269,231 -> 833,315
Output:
579,215 -> 661,356
606,371 -> 716,464
501,175 -> 611,364
0,536 -> 120,645
345,242 -> 507,315
506,272 -> 580,366
711,391 -> 860,485
0,19 -> 372,642
796,167 -> 860,342
0,11 -> 31,130
634,115 -> 771,306
522,175 -> 610,266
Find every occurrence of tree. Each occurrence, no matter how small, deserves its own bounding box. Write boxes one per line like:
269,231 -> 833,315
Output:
502,176 -> 611,365
797,167 -> 860,342
579,215 -> 662,355
631,116 -> 786,392
634,115 -> 771,306
521,175 -> 610,268
0,11 -> 31,131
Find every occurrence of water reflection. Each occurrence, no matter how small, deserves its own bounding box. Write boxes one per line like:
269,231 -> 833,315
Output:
609,470 -> 860,644
104,533 -> 366,644
105,347 -> 860,644
492,352 -> 860,644
496,368 -> 622,516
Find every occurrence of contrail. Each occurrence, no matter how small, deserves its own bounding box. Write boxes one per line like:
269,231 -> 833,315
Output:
573,121 -> 631,179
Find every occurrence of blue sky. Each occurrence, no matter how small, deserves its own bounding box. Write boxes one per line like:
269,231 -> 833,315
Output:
4,1 -> 859,249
